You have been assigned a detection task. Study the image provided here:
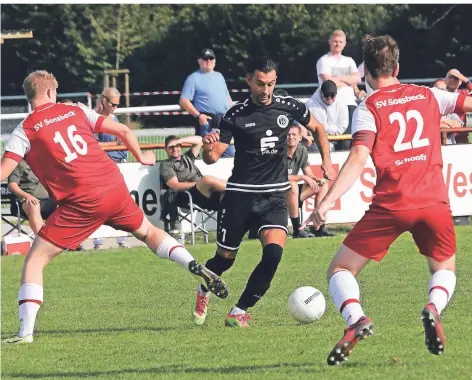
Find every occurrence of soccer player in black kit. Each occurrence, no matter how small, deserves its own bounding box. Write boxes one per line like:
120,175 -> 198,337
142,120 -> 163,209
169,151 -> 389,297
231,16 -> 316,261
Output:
192,57 -> 334,327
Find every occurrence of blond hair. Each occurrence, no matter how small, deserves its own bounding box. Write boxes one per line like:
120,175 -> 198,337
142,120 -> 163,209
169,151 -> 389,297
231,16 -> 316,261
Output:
102,87 -> 121,98
22,70 -> 58,102
330,30 -> 346,40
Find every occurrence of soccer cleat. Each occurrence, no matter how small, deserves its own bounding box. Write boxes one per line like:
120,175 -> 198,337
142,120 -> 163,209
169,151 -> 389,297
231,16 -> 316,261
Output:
421,303 -> 445,355
193,290 -> 210,325
2,335 -> 33,344
311,225 -> 336,237
188,260 -> 228,299
293,229 -> 314,239
327,316 -> 374,366
224,311 -> 252,328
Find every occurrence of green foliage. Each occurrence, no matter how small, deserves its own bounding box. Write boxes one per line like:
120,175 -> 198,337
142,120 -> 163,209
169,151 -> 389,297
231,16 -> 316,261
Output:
1,4 -> 470,95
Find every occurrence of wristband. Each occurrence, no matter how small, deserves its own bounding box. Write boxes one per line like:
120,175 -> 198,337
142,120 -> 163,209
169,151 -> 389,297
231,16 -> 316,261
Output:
195,113 -> 201,119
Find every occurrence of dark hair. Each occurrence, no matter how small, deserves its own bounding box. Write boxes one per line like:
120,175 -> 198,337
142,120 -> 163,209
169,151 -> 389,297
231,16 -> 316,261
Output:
274,89 -> 289,97
363,35 -> 399,79
60,98 -> 74,104
165,135 -> 179,147
432,78 -> 445,87
245,56 -> 278,76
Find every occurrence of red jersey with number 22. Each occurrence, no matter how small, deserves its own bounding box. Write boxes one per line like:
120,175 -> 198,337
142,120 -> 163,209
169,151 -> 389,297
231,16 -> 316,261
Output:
4,102 -> 124,202
351,84 -> 466,210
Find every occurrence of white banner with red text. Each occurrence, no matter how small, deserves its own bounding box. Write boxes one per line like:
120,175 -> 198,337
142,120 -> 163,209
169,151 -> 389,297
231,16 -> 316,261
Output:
90,144 -> 472,238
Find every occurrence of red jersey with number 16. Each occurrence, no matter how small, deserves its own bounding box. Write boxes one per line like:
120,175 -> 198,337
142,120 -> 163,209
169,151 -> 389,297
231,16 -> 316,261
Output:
351,84 -> 466,210
4,102 -> 124,202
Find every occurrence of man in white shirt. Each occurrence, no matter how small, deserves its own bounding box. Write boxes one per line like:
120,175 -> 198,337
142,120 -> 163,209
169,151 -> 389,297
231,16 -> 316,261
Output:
306,80 -> 349,152
316,30 -> 361,107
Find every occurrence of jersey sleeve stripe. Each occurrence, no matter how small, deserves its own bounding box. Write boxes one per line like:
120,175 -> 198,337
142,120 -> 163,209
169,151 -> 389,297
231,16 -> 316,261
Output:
94,115 -> 106,133
454,93 -> 467,114
352,130 -> 376,152
4,151 -> 24,163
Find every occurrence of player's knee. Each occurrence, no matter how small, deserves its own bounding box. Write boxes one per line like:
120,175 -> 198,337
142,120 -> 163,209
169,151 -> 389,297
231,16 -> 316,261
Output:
156,235 -> 182,260
216,246 -> 238,259
210,253 -> 236,271
261,243 -> 283,273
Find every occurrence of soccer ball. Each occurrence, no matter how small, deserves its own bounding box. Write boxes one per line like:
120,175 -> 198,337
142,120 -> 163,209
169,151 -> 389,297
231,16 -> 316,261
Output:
288,286 -> 326,324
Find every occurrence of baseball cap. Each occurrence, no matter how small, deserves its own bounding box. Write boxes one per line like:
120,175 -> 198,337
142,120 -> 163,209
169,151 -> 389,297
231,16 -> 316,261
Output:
446,69 -> 468,83
199,48 -> 215,59
321,80 -> 337,97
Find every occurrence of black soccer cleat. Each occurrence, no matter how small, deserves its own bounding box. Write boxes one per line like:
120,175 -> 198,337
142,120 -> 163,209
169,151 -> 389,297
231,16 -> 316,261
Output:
327,316 -> 374,366
188,260 -> 228,299
421,304 -> 445,355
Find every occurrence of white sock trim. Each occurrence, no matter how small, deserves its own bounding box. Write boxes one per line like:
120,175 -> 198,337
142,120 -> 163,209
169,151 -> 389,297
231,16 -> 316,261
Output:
18,283 -> 43,303
156,236 -> 183,260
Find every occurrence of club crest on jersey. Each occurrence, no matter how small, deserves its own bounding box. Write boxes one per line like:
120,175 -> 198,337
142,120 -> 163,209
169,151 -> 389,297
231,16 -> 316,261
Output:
277,115 -> 289,129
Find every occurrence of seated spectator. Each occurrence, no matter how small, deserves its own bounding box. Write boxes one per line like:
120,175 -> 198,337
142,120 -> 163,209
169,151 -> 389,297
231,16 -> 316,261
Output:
432,79 -> 447,90
287,125 -> 334,238
444,69 -> 471,144
92,88 -> 129,249
306,80 -> 349,152
7,161 -> 56,235
160,135 -> 226,212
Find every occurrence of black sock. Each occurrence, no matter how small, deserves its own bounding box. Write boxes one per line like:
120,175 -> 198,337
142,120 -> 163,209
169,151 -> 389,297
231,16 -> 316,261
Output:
236,244 -> 283,310
291,217 -> 301,232
201,253 -> 235,292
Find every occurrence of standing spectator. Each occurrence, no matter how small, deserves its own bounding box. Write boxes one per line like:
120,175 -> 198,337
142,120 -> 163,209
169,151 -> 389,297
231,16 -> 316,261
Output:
306,80 -> 349,152
179,48 -> 235,157
93,87 -> 129,249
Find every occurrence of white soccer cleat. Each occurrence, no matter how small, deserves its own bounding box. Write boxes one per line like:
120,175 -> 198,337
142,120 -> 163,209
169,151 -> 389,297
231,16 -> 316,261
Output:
3,335 -> 33,344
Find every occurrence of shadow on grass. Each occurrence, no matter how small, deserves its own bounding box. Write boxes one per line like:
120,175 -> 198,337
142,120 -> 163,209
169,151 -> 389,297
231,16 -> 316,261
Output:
4,362 -> 322,378
1,326 -> 174,339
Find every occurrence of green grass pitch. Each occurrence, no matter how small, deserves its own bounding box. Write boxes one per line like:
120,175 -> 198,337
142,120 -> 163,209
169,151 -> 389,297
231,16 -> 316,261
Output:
2,226 -> 472,380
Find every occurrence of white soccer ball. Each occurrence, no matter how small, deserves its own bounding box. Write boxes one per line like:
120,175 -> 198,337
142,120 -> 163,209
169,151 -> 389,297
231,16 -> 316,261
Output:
288,286 -> 326,324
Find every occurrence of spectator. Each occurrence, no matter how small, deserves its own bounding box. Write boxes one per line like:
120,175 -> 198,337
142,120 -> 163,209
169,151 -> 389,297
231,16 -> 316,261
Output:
7,161 -> 57,236
287,125 -> 334,238
444,69 -> 471,143
356,62 -> 373,98
93,87 -> 129,249
160,135 -> 226,212
432,79 -> 447,90
179,48 -> 235,157
306,80 -> 349,152
316,29 -> 361,150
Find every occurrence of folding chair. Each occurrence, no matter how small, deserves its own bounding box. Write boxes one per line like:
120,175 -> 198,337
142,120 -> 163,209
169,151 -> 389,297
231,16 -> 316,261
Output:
160,187 -> 219,245
1,183 -> 30,237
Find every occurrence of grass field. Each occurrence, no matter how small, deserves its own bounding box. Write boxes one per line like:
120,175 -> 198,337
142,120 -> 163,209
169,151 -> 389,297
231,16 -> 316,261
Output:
2,226 -> 472,380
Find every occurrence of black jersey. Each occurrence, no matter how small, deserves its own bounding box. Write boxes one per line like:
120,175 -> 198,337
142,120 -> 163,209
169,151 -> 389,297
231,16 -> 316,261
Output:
219,95 -> 311,193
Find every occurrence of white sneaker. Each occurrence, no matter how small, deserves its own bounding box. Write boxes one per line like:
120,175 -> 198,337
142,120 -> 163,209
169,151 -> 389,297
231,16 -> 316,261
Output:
3,335 -> 33,344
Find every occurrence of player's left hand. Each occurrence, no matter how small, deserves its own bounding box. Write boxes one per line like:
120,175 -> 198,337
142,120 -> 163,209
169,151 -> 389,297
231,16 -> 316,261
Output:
321,163 -> 335,180
140,151 -> 156,166
300,201 -> 330,231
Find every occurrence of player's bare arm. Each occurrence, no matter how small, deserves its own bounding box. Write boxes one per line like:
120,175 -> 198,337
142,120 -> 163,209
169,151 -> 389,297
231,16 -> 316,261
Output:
304,112 -> 334,179
301,144 -> 370,230
99,118 -> 155,166
1,157 -> 20,182
202,130 -> 228,164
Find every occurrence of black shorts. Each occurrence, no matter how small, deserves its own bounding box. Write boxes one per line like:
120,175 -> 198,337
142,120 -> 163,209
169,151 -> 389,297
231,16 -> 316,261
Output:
216,191 -> 288,251
176,185 -> 221,211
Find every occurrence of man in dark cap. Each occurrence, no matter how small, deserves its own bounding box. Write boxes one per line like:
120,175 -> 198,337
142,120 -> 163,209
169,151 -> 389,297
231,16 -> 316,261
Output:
180,48 -> 235,157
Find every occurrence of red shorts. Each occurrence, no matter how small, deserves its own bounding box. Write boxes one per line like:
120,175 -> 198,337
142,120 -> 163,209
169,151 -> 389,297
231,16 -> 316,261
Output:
343,203 -> 456,262
38,184 -> 144,250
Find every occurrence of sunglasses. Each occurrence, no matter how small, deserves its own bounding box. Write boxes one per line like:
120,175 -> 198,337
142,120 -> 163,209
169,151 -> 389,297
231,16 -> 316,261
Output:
201,57 -> 215,61
167,144 -> 182,149
103,96 -> 119,107
323,93 -> 336,99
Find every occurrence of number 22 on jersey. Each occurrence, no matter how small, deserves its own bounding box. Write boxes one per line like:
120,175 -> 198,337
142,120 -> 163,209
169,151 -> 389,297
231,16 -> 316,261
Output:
389,110 -> 430,153
53,125 -> 88,163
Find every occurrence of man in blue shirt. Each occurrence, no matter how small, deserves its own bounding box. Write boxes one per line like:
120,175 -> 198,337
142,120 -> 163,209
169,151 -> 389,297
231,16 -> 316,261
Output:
180,48 -> 235,157
94,87 -> 129,249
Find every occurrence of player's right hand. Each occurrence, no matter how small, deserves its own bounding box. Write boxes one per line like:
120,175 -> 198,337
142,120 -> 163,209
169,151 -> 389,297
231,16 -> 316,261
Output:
23,194 -> 39,206
203,130 -> 220,146
140,151 -> 156,166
